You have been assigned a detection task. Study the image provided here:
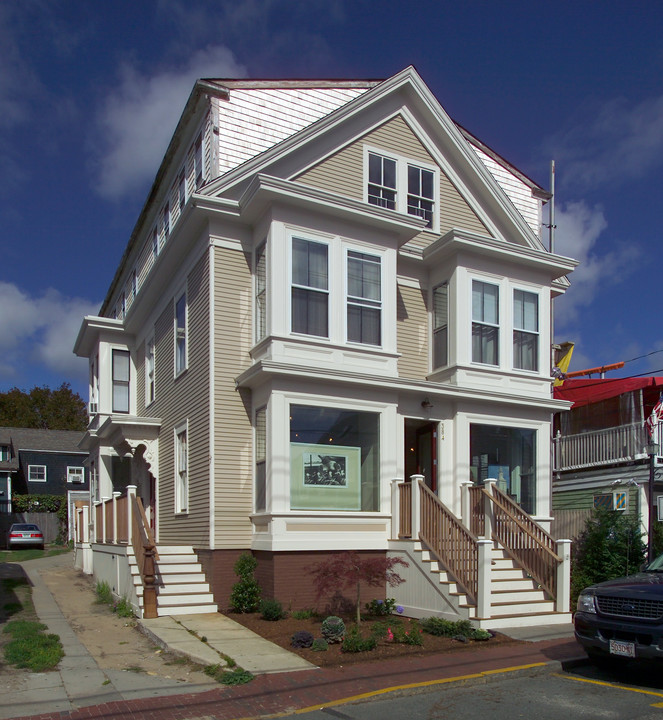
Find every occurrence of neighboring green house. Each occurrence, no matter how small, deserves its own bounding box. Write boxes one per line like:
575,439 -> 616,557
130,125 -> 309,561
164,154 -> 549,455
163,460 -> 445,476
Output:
552,377 -> 663,538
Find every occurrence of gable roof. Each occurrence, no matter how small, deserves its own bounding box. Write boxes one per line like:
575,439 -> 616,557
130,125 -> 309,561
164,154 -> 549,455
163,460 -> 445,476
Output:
0,427 -> 85,454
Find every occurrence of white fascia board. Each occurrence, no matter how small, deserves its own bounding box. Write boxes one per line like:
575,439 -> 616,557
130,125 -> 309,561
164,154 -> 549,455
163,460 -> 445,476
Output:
423,229 -> 578,281
74,316 -> 126,358
238,174 -> 426,244
236,360 -> 571,412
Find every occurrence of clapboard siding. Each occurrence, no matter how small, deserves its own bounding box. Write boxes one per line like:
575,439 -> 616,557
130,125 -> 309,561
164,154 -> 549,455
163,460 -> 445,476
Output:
397,283 -> 429,380
296,115 -> 489,250
213,246 -> 254,548
145,252 -> 211,546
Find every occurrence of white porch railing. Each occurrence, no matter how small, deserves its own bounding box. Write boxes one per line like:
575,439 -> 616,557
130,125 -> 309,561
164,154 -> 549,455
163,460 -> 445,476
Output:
554,421 -> 663,472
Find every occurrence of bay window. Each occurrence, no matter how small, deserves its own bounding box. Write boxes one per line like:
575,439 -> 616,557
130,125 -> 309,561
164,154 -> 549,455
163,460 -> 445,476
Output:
291,237 -> 328,337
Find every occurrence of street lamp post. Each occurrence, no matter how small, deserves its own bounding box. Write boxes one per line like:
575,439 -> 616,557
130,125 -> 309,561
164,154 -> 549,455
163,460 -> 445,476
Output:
646,440 -> 660,564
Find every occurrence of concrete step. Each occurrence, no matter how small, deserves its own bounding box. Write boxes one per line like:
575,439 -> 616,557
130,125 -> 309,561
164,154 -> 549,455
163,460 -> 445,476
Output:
157,604 -> 218,617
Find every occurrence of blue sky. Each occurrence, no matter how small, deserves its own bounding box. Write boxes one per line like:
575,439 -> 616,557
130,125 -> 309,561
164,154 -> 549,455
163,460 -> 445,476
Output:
1,0 -> 662,400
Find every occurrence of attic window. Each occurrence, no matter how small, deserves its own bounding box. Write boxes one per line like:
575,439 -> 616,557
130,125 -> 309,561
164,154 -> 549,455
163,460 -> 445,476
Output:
0,445 -> 9,462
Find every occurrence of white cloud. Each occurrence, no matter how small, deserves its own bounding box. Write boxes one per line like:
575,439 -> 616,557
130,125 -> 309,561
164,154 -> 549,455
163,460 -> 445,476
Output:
547,95 -> 663,191
552,201 -> 639,327
0,282 -> 100,384
95,45 -> 247,200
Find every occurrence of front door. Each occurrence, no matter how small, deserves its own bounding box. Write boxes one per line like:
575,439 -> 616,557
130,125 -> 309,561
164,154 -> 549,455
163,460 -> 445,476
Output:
405,420 -> 437,492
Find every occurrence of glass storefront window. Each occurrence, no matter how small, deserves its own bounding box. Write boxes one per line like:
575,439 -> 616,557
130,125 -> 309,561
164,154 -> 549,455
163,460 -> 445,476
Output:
470,424 -> 536,514
290,405 -> 379,511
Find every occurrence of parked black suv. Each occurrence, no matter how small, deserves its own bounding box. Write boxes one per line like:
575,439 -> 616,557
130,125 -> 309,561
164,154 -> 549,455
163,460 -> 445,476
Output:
575,553 -> 663,660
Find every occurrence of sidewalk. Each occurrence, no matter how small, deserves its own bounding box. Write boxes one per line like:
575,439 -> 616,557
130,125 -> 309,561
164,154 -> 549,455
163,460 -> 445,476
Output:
3,554 -> 583,720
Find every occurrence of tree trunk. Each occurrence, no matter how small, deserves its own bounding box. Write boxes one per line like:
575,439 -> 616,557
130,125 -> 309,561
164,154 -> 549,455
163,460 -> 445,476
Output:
356,581 -> 361,624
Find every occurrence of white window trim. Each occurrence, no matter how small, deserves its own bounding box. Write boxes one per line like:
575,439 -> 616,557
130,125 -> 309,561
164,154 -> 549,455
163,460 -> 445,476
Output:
289,234 -> 330,339
363,145 -> 439,233
145,330 -> 156,406
174,420 -> 188,514
254,241 -> 267,344
28,465 -> 47,482
111,347 -> 131,413
67,466 -> 85,483
471,278 -> 501,367
174,288 -> 188,377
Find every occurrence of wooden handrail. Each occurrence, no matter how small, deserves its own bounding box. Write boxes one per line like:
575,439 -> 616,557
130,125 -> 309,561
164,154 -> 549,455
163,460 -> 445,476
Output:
418,481 -> 479,605
131,495 -> 159,619
484,484 -> 560,599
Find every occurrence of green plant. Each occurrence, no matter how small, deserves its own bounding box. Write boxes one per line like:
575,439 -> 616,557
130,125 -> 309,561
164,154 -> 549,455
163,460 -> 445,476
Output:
341,625 -> 377,653
389,624 -> 423,645
291,608 -> 315,620
471,628 -> 492,641
571,508 -> 646,607
3,620 -> 63,671
311,638 -> 328,651
204,664 -> 254,685
321,615 -> 345,643
229,553 -> 261,613
113,597 -> 135,618
365,597 -> 396,617
291,630 -> 314,648
309,551 -> 408,624
260,598 -> 285,621
95,580 -> 113,605
420,617 -> 475,638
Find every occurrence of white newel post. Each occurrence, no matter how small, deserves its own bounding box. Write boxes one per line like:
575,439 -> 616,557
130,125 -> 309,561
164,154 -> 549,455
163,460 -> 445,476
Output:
477,538 -> 493,619
483,480 -> 496,540
101,497 -> 109,543
127,485 -> 137,545
391,479 -> 402,539
461,482 -> 473,528
410,474 -> 424,540
556,538 -> 572,612
82,504 -> 90,543
112,491 -> 121,544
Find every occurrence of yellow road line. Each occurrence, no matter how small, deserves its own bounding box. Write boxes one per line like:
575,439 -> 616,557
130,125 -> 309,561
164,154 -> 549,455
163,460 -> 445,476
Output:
555,672 -> 663,701
232,662 -> 548,720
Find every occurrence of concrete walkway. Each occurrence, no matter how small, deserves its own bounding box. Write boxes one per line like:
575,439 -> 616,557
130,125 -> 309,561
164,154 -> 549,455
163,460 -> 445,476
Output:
2,554 -> 311,719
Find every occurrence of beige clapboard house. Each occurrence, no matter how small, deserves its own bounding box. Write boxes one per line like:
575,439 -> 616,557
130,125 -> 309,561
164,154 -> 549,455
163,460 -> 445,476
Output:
74,67 -> 577,628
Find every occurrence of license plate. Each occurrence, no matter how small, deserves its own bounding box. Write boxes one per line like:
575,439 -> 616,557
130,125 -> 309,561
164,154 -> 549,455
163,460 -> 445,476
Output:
609,639 -> 636,657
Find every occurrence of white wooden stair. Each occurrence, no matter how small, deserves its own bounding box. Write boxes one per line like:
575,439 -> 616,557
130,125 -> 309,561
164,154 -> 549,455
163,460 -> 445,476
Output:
130,545 -> 218,617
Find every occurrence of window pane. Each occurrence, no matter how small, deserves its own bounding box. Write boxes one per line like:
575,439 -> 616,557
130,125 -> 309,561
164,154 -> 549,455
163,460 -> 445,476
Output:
473,281 -> 498,324
433,283 -> 448,368
292,288 -> 328,336
348,305 -> 381,345
514,330 -> 538,371
472,324 -> 499,365
421,169 -> 434,199
383,157 -> 396,188
293,238 -> 327,289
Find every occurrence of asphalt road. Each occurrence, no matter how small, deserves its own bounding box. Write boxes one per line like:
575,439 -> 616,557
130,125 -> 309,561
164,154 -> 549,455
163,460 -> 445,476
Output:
276,662 -> 663,720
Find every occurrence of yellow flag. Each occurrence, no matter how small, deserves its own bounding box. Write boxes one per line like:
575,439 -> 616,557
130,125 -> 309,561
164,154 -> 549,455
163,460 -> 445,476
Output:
553,343 -> 574,387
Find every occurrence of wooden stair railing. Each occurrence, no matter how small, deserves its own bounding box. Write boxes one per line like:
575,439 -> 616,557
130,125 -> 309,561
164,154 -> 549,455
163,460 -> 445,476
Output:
418,481 -> 479,605
131,495 -> 159,619
482,484 -> 561,600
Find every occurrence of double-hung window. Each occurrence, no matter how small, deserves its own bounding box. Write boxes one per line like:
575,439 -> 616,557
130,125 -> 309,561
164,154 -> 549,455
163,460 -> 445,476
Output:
145,334 -> 155,405
291,238 -> 328,337
194,134 -> 203,189
112,349 -> 130,413
255,242 -> 266,343
0,445 -> 9,462
368,152 -> 397,210
67,467 -> 84,483
472,280 -> 499,365
367,149 -> 437,229
28,465 -> 46,482
347,250 -> 381,345
175,292 -> 187,375
175,423 -> 188,513
513,290 -> 539,371
433,282 -> 449,368
255,408 -> 266,512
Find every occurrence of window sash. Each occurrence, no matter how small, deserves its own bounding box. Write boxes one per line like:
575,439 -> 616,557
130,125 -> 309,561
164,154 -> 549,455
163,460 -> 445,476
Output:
347,251 -> 381,345
146,337 -> 155,404
292,238 -> 328,337
255,407 -> 266,512
433,283 -> 448,368
176,428 -> 188,512
472,281 -> 499,365
367,153 -> 397,210
407,165 -> 434,227
112,349 -> 130,413
175,293 -> 187,374
28,465 -> 46,482
255,243 -> 266,342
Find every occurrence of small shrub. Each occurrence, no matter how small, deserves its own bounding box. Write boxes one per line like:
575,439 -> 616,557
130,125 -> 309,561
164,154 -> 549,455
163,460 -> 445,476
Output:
311,638 -> 328,651
113,597 -> 135,618
471,628 -> 492,641
291,608 -> 315,620
341,625 -> 377,653
390,624 -> 423,645
204,664 -> 254,685
321,615 -> 345,643
260,598 -> 286,621
229,552 -> 261,613
95,580 -> 113,605
420,617 -> 475,638
291,630 -> 314,648
365,598 -> 396,617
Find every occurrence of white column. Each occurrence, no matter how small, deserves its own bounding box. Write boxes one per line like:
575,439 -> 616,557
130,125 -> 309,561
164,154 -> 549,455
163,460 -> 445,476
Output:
477,538 -> 493,619
82,505 -> 90,543
556,538 -> 572,612
410,474 -> 424,540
